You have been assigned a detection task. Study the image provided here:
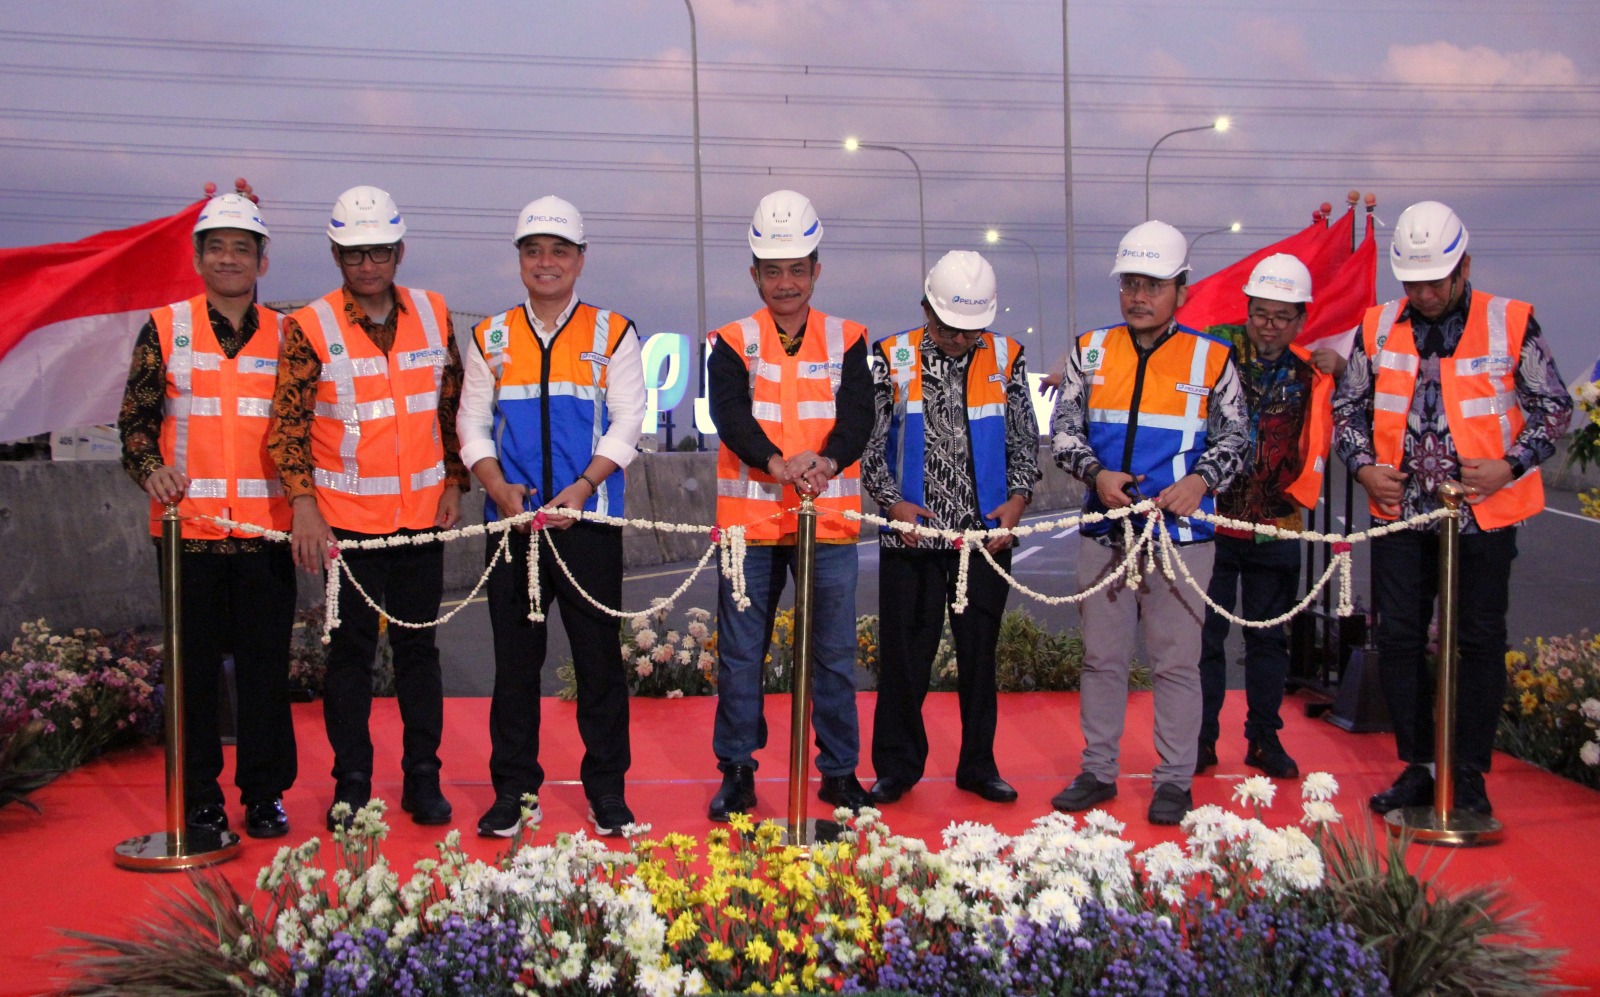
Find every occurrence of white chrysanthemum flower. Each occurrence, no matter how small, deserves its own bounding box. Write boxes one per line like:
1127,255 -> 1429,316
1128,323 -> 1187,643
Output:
1580,699 -> 1600,723
688,620 -> 709,640
1232,775 -> 1277,808
634,628 -> 658,650
1300,800 -> 1342,827
1300,771 -> 1339,801
1581,740 -> 1600,767
588,962 -> 617,991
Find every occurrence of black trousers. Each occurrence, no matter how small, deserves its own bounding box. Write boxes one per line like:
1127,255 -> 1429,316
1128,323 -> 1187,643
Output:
322,529 -> 445,782
485,522 -> 631,802
871,545 -> 1011,785
1371,527 -> 1518,774
156,545 -> 297,807
1199,534 -> 1301,745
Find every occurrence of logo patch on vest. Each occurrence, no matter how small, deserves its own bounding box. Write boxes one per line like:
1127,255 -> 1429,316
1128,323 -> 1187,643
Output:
744,341 -> 760,357
580,351 -> 611,366
329,343 -> 345,356
1176,382 -> 1211,397
486,327 -> 506,348
988,373 -> 1007,384
893,345 -> 913,366
1470,355 -> 1514,375
174,335 -> 190,347
247,357 -> 279,373
1082,346 -> 1103,371
399,347 -> 446,369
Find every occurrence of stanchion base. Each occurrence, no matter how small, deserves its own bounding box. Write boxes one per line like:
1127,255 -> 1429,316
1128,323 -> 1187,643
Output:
768,818 -> 844,848
113,829 -> 241,871
1383,807 -> 1503,847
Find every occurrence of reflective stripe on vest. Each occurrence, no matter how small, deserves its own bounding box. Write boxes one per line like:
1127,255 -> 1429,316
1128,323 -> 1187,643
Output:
473,302 -> 627,519
154,296 -> 288,538
1362,290 -> 1542,528
714,308 -> 864,540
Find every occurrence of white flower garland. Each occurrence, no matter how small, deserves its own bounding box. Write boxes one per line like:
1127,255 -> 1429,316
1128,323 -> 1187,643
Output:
194,501 -> 1453,639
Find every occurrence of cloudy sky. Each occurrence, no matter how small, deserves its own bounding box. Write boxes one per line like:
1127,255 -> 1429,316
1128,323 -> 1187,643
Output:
4,0 -> 1597,416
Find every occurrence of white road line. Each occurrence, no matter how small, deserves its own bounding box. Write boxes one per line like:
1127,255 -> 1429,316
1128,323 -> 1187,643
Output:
1544,507 -> 1600,524
1012,546 -> 1041,563
1053,525 -> 1080,539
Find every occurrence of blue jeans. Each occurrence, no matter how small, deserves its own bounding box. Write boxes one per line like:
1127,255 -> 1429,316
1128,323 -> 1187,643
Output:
713,542 -> 861,777
1199,534 -> 1301,745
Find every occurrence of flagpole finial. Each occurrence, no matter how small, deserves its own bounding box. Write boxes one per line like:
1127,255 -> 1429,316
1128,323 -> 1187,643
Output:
1346,190 -> 1361,206
1365,192 -> 1377,210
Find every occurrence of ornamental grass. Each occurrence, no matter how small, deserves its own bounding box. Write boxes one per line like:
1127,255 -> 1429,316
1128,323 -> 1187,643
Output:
55,774 -> 1563,996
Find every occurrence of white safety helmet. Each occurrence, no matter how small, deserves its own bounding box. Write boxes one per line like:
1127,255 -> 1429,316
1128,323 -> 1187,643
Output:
1110,220 -> 1191,279
925,250 -> 998,330
1242,253 -> 1313,304
748,189 -> 823,259
194,192 -> 269,239
513,195 -> 585,246
1390,200 -> 1468,282
327,185 -> 406,246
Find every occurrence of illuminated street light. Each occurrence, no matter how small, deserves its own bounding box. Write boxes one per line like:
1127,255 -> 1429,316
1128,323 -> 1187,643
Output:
984,228 -> 1046,365
1144,117 -> 1230,221
1187,221 -> 1243,256
844,137 -> 927,275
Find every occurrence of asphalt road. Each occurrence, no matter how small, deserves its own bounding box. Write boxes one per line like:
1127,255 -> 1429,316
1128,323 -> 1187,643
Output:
435,482 -> 1600,697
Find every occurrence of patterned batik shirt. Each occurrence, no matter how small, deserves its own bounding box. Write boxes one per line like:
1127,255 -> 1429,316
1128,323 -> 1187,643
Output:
1331,282 -> 1572,534
861,334 -> 1039,552
1216,332 -> 1315,535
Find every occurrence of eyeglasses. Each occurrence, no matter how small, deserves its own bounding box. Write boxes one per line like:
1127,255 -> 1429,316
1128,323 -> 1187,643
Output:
1247,309 -> 1301,330
337,245 -> 396,266
1117,275 -> 1173,297
929,320 -> 982,339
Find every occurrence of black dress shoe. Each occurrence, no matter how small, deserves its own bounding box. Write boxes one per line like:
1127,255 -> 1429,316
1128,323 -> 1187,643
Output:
401,773 -> 453,826
1195,740 -> 1218,775
818,773 -> 872,812
1452,768 -> 1493,816
186,803 -> 229,835
869,776 -> 914,805
326,772 -> 372,831
245,798 -> 290,839
709,765 -> 757,822
1051,772 -> 1117,812
1369,764 -> 1434,814
956,775 -> 1019,803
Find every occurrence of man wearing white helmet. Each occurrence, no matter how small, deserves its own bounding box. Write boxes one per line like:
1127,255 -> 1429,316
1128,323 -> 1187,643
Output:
118,179 -> 298,840
269,185 -> 468,831
860,250 -> 1039,807
1049,220 -> 1249,825
1333,201 -> 1571,817
705,189 -> 875,821
1195,254 -> 1340,782
456,196 -> 647,838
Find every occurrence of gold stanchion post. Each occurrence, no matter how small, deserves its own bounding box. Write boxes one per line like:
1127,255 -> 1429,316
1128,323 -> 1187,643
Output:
1384,481 -> 1503,846
775,495 -> 841,847
114,503 -> 241,870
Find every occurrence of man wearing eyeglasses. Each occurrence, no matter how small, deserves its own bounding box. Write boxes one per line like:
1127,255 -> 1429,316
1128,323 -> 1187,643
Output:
860,251 -> 1039,807
268,185 -> 469,831
1195,255 -> 1340,783
1335,201 -> 1571,818
1049,220 -> 1248,825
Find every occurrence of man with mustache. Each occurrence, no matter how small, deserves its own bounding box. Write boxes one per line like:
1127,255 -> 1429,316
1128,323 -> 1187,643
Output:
1049,220 -> 1249,825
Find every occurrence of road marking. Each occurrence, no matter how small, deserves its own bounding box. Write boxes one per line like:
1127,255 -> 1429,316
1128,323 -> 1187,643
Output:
1012,546 -> 1040,563
1053,525 -> 1080,539
1544,507 -> 1600,524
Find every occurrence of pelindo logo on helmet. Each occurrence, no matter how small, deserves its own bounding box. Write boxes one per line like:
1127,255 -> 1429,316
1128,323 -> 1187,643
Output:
1120,248 -> 1159,259
951,295 -> 992,307
526,214 -> 568,226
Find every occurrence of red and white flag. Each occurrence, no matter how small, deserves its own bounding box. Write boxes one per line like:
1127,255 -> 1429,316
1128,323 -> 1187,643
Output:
0,202 -> 205,443
1177,208 -> 1356,333
1297,212 -> 1378,358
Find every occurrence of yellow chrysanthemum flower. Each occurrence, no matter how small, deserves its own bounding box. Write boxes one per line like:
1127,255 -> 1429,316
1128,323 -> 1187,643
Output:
706,940 -> 734,962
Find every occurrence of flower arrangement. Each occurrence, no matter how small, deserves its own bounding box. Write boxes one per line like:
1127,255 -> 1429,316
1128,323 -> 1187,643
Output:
1498,632 -> 1600,789
0,619 -> 162,806
59,771 -> 1563,996
1569,366 -> 1600,520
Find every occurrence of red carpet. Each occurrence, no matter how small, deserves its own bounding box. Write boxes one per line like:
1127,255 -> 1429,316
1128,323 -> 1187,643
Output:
3,692 -> 1598,994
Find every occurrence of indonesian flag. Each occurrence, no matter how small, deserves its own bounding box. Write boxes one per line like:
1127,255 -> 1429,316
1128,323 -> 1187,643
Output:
0,201 -> 205,443
1297,212 -> 1378,358
1177,208 -> 1356,332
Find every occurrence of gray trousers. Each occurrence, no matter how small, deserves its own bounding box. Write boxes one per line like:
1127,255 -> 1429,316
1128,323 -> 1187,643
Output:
1077,538 -> 1214,790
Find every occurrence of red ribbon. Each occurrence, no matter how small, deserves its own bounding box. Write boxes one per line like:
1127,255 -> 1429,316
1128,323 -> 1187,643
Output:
1332,542 -> 1352,554
532,511 -> 548,531
709,526 -> 721,543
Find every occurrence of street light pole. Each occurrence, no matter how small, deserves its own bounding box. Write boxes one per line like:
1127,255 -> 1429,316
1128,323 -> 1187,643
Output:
984,229 -> 1045,367
1186,221 -> 1242,258
844,138 -> 926,276
683,0 -> 707,449
1144,117 -> 1230,221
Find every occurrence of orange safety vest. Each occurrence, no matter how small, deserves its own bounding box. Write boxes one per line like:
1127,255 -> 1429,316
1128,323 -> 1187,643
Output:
1281,342 -> 1335,511
152,295 -> 290,539
713,308 -> 866,540
291,286 -> 451,534
1362,290 -> 1543,528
